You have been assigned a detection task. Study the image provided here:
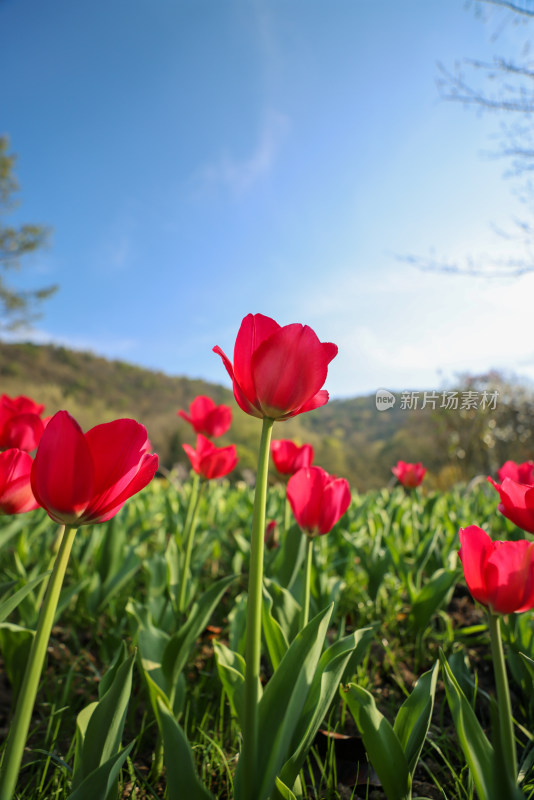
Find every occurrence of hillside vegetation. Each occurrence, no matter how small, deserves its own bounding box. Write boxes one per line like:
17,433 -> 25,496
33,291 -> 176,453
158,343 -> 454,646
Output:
1,341 -> 532,490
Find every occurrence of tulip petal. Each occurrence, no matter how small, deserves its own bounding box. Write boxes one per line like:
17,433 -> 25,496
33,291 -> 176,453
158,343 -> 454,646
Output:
271,440 -> 299,474
1,414 -> 44,451
319,477 -> 351,534
184,434 -> 237,480
232,314 -> 280,410
485,540 -> 534,614
287,467 -> 328,535
213,344 -> 261,417
83,420 -> 154,520
84,452 -> 159,523
252,325 -> 332,418
285,389 -> 330,419
31,411 -> 94,525
488,476 -> 534,534
458,526 -> 492,607
0,449 -> 39,514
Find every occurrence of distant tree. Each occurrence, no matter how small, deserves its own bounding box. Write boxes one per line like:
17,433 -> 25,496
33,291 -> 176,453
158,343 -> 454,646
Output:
431,371 -> 534,479
0,135 -> 57,329
404,0 -> 534,277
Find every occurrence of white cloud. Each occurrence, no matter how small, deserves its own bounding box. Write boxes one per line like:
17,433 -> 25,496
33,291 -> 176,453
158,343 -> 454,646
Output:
193,108 -> 289,196
289,265 -> 534,398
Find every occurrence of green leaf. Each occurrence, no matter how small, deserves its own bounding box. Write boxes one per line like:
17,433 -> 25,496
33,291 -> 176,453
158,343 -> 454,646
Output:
277,629 -> 363,796
0,571 -> 50,623
262,587 -> 289,671
274,776 -> 298,800
269,523 -> 307,590
165,535 -> 180,611
341,624 -> 377,683
263,577 -> 301,644
213,640 -> 248,726
409,569 -> 457,634
244,604 -> 333,800
66,741 -> 135,800
519,651 -> 534,681
99,641 -> 128,699
71,652 -> 135,792
0,622 -> 34,698
162,574 -> 235,686
97,548 -> 141,612
127,599 -> 170,694
145,674 -> 215,800
393,661 -> 438,774
342,683 -> 411,800
439,651 -> 500,800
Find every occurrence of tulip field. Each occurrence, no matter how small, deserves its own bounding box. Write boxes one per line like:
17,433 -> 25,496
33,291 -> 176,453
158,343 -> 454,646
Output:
1,314 -> 534,800
0,474 -> 532,799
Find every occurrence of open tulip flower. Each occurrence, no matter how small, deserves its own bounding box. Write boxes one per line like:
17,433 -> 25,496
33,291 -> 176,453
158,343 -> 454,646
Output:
271,439 -> 314,476
0,410 -> 158,800
392,460 -> 426,488
458,525 -> 531,788
0,394 -> 46,452
459,525 -> 534,614
183,433 -> 238,480
0,448 -> 40,514
31,410 -> 159,526
213,313 -> 338,420
497,460 -> 534,485
487,476 -> 534,534
177,395 -> 232,438
287,466 -> 351,537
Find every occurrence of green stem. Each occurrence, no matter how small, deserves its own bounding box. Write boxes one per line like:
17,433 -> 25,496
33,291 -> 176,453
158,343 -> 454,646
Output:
0,524 -> 77,800
488,612 -> 517,786
301,536 -> 313,629
241,416 -> 274,800
283,492 -> 291,536
178,473 -> 203,614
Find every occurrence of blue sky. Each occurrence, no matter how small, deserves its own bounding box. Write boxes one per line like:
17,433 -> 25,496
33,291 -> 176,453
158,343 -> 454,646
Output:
2,0 -> 534,399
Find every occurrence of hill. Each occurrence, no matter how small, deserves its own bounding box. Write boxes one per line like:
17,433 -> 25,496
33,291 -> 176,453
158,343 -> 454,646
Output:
0,342 -> 532,490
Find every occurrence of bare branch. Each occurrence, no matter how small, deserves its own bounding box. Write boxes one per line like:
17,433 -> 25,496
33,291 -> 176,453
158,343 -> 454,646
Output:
477,0 -> 534,19
397,252 -> 534,277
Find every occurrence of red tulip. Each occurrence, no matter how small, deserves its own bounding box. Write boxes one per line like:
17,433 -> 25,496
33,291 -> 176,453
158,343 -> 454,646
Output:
213,313 -> 338,420
392,461 -> 426,488
459,525 -> 534,614
183,434 -> 238,480
31,411 -> 158,526
488,476 -> 534,534
0,394 -> 46,452
0,449 -> 39,514
0,394 -> 45,418
287,466 -> 351,537
497,460 -> 534,485
271,440 -> 314,476
177,395 -> 232,438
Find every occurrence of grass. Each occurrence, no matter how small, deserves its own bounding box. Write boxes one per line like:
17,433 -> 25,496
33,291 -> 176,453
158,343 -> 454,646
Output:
0,477 -> 533,798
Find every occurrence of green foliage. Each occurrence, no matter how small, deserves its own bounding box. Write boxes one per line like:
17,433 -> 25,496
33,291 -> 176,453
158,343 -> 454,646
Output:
1,478 -> 534,797
341,662 -> 439,800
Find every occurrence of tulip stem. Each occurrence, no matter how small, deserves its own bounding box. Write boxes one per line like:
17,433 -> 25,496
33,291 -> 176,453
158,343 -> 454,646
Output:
488,612 -> 517,787
178,472 -> 202,614
0,524 -> 77,800
283,493 -> 291,535
241,416 -> 274,800
301,536 -> 313,629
